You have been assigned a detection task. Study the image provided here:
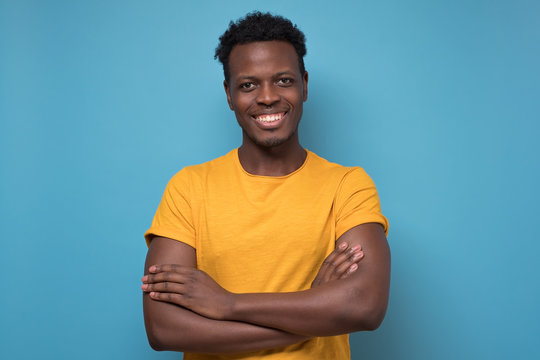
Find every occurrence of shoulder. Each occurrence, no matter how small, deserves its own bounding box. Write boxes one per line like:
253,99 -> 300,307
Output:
305,151 -> 374,186
169,149 -> 237,185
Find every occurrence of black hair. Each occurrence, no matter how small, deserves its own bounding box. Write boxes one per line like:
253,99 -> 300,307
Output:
214,11 -> 307,82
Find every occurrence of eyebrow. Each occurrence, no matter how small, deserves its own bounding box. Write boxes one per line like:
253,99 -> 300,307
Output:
236,75 -> 257,81
235,71 -> 297,81
274,71 -> 296,77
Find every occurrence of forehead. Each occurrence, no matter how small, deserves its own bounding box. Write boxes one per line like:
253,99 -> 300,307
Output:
228,41 -> 300,79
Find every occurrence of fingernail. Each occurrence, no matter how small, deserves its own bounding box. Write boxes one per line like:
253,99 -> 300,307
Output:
353,252 -> 364,260
349,263 -> 358,272
141,276 -> 148,282
339,242 -> 347,250
149,266 -> 157,273
141,284 -> 148,290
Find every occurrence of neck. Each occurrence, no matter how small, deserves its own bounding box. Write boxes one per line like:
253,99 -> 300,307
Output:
238,136 -> 307,177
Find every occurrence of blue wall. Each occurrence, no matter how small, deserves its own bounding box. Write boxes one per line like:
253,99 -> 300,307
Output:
1,1 -> 539,359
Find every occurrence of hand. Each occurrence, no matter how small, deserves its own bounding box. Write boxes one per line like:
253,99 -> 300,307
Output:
311,242 -> 364,288
141,264 -> 234,320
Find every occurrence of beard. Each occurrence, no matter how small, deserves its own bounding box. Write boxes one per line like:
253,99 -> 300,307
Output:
241,126 -> 298,148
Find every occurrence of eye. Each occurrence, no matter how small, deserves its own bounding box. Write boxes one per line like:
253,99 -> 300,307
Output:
239,82 -> 255,90
277,78 -> 294,86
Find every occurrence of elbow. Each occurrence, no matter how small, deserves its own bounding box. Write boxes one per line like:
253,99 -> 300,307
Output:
144,298 -> 198,352
340,291 -> 388,332
144,316 -> 189,352
147,336 -> 166,352
346,307 -> 386,332
145,321 -> 168,351
144,299 -> 191,351
358,294 -> 388,331
148,337 -> 165,352
358,307 -> 386,331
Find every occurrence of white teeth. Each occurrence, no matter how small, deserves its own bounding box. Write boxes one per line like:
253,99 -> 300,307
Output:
255,113 -> 284,122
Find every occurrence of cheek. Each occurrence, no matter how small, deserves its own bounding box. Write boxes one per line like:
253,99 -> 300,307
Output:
235,98 -> 255,114
284,87 -> 304,103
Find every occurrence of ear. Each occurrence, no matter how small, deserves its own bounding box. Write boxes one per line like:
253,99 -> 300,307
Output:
223,80 -> 234,110
302,71 -> 309,102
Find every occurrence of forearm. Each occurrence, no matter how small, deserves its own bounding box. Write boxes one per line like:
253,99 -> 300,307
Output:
227,277 -> 385,337
144,294 -> 309,353
143,225 -> 390,343
143,237 -> 308,353
225,224 -> 391,337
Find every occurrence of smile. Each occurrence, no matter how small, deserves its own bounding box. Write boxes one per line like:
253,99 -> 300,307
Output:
253,112 -> 286,123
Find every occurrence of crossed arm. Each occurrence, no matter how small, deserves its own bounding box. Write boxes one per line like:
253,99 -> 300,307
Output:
142,223 -> 390,353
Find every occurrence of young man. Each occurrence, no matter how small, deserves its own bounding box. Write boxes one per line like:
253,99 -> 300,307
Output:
142,12 -> 390,360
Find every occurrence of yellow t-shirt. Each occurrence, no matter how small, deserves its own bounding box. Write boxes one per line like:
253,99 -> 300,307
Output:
145,149 -> 388,360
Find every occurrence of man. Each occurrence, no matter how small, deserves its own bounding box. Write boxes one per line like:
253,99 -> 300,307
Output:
142,11 -> 390,360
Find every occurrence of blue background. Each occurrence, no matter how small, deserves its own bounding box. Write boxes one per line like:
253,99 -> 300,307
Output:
1,1 -> 539,359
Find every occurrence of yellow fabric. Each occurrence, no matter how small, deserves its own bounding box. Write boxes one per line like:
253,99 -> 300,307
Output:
145,149 -> 389,360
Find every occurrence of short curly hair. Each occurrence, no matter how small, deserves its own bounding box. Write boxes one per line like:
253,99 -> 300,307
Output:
214,11 -> 307,83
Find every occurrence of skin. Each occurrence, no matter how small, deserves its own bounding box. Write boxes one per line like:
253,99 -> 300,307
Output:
224,41 -> 309,176
143,237 -> 363,353
142,40 -> 391,352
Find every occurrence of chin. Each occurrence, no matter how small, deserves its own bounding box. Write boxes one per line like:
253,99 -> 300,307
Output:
258,137 -> 288,147
245,129 -> 298,148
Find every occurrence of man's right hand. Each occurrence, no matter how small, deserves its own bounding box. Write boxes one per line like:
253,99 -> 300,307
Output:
311,242 -> 364,287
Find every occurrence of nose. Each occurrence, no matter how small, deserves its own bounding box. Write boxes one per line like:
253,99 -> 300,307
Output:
256,82 -> 280,106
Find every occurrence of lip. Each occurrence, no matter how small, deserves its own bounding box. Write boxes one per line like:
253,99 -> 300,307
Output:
251,111 -> 288,129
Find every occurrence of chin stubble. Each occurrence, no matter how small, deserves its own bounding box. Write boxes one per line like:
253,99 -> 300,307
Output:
242,127 -> 298,148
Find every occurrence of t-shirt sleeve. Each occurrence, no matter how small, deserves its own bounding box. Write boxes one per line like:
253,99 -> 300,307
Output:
144,168 -> 196,248
334,167 -> 389,239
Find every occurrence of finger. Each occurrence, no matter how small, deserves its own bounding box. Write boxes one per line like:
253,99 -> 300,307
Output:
149,291 -> 185,307
334,244 -> 362,267
326,245 -> 362,281
323,243 -> 361,282
320,242 -> 349,282
344,263 -> 358,278
142,282 -> 185,294
142,271 -> 189,284
312,243 -> 353,287
335,245 -> 363,269
322,242 -> 348,269
336,241 -> 348,252
334,250 -> 364,278
149,264 -> 195,274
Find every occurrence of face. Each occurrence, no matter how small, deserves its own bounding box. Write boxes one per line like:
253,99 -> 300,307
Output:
224,41 -> 308,149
